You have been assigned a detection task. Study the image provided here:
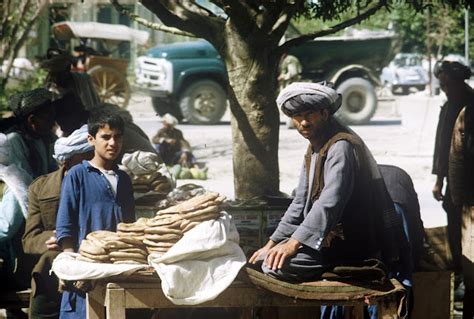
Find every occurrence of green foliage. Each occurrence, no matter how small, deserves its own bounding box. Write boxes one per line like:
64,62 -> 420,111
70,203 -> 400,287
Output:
0,69 -> 48,113
292,2 -> 471,57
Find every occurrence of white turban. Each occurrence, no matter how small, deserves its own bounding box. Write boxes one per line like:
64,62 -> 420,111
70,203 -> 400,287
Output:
276,81 -> 342,116
161,113 -> 178,127
53,124 -> 93,162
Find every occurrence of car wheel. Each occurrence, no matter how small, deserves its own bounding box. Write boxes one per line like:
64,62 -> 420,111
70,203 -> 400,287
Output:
179,80 -> 227,124
335,78 -> 377,125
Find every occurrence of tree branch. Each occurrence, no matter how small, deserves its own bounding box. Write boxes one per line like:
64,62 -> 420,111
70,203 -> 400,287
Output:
139,0 -> 224,41
279,0 -> 388,53
110,0 -> 194,37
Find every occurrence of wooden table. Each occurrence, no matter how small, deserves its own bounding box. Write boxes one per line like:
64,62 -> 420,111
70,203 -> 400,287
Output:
86,271 -> 405,319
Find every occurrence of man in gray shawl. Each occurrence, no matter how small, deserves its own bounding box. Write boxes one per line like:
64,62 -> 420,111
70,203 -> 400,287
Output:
249,82 -> 406,283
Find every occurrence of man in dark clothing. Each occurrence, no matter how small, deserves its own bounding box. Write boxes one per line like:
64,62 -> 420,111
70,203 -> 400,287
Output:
23,126 -> 94,319
249,82 -> 406,283
152,113 -> 197,168
378,164 -> 425,271
432,60 -> 473,272
449,104 -> 474,319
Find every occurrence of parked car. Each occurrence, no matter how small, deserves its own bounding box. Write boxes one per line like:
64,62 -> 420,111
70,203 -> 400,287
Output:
380,53 -> 429,95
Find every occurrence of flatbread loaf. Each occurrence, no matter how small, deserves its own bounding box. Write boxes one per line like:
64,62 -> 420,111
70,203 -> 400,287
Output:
80,251 -> 110,262
157,192 -> 219,214
79,239 -> 107,255
103,240 -> 135,249
144,227 -> 182,235
146,215 -> 182,227
115,234 -> 144,246
76,255 -> 99,263
107,248 -> 148,256
143,239 -> 178,247
87,230 -> 117,240
109,251 -> 148,260
182,221 -> 200,233
144,233 -> 182,242
117,222 -> 147,232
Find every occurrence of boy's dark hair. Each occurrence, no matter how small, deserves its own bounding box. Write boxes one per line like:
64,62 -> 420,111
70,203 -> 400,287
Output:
88,109 -> 125,137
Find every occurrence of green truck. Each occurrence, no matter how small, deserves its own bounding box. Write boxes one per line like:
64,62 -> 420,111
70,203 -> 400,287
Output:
135,30 -> 398,125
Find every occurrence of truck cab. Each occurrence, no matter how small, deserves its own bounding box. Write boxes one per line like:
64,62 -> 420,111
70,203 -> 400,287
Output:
135,40 -> 228,124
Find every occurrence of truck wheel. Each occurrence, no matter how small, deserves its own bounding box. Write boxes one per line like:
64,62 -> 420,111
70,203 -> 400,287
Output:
151,97 -> 183,121
179,80 -> 227,124
336,78 -> 376,125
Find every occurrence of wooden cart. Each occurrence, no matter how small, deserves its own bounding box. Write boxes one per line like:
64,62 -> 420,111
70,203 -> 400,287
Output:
51,21 -> 149,108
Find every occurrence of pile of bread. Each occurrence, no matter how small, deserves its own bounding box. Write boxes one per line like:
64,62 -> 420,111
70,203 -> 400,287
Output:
78,230 -> 148,265
131,170 -> 173,194
77,192 -> 226,263
143,191 -> 226,256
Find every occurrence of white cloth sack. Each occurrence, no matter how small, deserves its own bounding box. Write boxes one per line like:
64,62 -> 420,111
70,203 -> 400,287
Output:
149,212 -> 246,305
52,252 -> 149,281
121,151 -> 163,175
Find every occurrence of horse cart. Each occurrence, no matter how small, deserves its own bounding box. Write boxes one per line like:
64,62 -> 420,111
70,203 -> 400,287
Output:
51,21 -> 149,108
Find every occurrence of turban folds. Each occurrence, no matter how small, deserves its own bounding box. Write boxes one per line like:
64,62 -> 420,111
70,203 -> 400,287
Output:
277,82 -> 342,117
53,124 -> 93,162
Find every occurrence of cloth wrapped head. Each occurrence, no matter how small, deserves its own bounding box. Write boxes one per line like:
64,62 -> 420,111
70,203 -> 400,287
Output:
277,81 -> 342,117
53,124 -> 93,162
161,113 -> 178,127
433,60 -> 471,80
8,88 -> 53,118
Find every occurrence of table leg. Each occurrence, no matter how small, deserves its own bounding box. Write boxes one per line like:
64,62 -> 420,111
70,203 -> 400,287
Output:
87,287 -> 105,319
106,288 -> 126,319
344,305 -> 364,319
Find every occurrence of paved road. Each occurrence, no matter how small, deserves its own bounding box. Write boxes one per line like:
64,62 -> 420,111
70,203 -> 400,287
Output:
129,92 -> 448,228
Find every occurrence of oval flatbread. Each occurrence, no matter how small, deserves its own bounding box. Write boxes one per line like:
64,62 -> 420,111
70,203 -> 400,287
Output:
143,239 -> 178,247
117,222 -> 147,232
87,230 -> 117,240
80,251 -> 110,262
107,248 -> 148,256
116,234 -> 144,246
79,239 -> 107,255
144,227 -> 182,235
144,233 -> 182,242
103,240 -> 135,249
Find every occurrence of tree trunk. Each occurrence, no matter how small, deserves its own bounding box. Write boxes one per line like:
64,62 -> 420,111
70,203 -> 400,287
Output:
222,31 -> 281,200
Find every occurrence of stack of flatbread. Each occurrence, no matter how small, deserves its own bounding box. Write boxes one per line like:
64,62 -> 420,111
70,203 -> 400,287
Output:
143,192 -> 226,256
132,171 -> 173,194
117,218 -> 148,241
78,230 -> 149,265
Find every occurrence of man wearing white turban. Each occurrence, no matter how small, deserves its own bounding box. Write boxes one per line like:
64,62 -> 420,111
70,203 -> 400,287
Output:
22,125 -> 94,319
250,82 -> 407,285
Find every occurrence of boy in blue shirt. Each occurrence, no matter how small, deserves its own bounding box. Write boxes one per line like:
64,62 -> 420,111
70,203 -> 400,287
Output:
56,111 -> 135,318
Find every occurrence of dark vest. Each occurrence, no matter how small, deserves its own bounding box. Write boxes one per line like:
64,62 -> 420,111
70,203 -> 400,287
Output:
304,129 -> 387,263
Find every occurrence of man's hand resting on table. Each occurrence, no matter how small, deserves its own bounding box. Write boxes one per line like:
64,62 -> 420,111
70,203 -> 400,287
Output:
249,238 -> 301,270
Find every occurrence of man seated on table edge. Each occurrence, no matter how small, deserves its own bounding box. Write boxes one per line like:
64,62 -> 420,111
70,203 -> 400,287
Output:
249,82 -> 407,284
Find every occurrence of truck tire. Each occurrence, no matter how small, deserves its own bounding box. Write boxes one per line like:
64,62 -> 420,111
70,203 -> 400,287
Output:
336,78 -> 377,125
151,97 -> 183,121
179,80 -> 227,124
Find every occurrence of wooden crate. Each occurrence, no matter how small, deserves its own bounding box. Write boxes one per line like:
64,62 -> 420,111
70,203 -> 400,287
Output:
411,271 -> 453,319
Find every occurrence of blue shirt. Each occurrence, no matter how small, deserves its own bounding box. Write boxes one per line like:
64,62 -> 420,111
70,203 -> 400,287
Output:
55,160 -> 135,318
